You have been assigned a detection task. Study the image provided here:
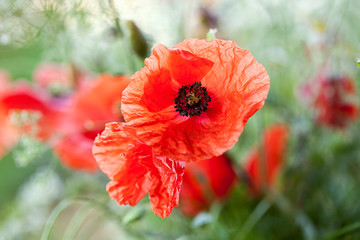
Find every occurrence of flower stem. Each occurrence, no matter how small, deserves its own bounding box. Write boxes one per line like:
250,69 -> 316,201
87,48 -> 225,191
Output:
62,203 -> 94,240
235,198 -> 271,240
269,190 -> 317,240
40,199 -> 73,240
322,221 -> 360,240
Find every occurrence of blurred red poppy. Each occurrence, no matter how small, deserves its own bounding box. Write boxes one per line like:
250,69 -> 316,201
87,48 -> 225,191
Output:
122,38 -> 270,162
53,74 -> 129,172
0,79 -> 58,148
244,124 -> 289,195
179,154 -> 236,217
313,74 -> 358,128
93,122 -> 185,218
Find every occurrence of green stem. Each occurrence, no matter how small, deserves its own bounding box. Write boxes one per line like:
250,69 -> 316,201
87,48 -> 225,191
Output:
235,199 -> 271,240
270,190 -> 317,240
80,216 -> 106,240
41,199 -> 73,240
323,221 -> 360,240
62,203 -> 94,240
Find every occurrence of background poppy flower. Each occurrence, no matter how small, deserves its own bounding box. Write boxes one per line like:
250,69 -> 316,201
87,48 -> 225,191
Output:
53,74 -> 130,172
313,74 -> 358,129
0,81 -> 58,141
93,122 -> 185,218
244,124 -> 289,195
122,38 -> 270,162
179,154 -> 236,217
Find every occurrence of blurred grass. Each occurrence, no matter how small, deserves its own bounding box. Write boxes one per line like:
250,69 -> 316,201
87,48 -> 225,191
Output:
0,152 -> 37,208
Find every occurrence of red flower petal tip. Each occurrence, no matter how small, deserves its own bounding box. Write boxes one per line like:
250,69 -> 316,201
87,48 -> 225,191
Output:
244,124 -> 289,195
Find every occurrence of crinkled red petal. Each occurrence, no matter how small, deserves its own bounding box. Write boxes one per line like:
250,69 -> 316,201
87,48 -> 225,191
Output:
148,156 -> 185,218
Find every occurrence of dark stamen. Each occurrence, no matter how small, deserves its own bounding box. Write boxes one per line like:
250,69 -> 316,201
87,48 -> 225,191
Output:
174,82 -> 211,117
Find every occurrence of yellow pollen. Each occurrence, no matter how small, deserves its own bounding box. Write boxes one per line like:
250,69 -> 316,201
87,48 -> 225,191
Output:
186,92 -> 200,106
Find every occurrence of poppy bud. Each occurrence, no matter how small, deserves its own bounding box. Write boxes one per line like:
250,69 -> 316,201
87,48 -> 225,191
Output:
126,20 -> 148,59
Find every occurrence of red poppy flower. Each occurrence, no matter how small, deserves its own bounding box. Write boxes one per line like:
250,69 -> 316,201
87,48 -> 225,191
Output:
244,124 -> 289,195
53,74 -> 129,172
179,154 -> 236,217
313,74 -> 358,128
93,122 -> 185,218
122,38 -> 270,162
0,77 -> 60,160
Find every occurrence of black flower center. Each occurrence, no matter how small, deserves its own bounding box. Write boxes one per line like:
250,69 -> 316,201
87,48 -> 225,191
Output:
174,82 -> 211,117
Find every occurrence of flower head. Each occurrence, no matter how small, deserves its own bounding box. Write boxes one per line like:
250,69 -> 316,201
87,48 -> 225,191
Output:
0,82 -> 57,140
313,74 -> 358,128
93,122 -> 185,218
244,124 -> 289,195
179,154 -> 236,217
122,39 -> 270,162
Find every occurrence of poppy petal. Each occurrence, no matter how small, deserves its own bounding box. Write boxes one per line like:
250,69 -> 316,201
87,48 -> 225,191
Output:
179,155 -> 236,217
244,124 -> 289,194
93,122 -> 153,206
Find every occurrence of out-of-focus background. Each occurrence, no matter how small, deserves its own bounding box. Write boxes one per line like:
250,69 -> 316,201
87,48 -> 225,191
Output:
0,0 -> 360,239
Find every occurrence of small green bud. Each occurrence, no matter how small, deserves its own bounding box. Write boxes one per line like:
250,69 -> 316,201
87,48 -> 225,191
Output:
126,20 -> 148,59
206,28 -> 217,41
